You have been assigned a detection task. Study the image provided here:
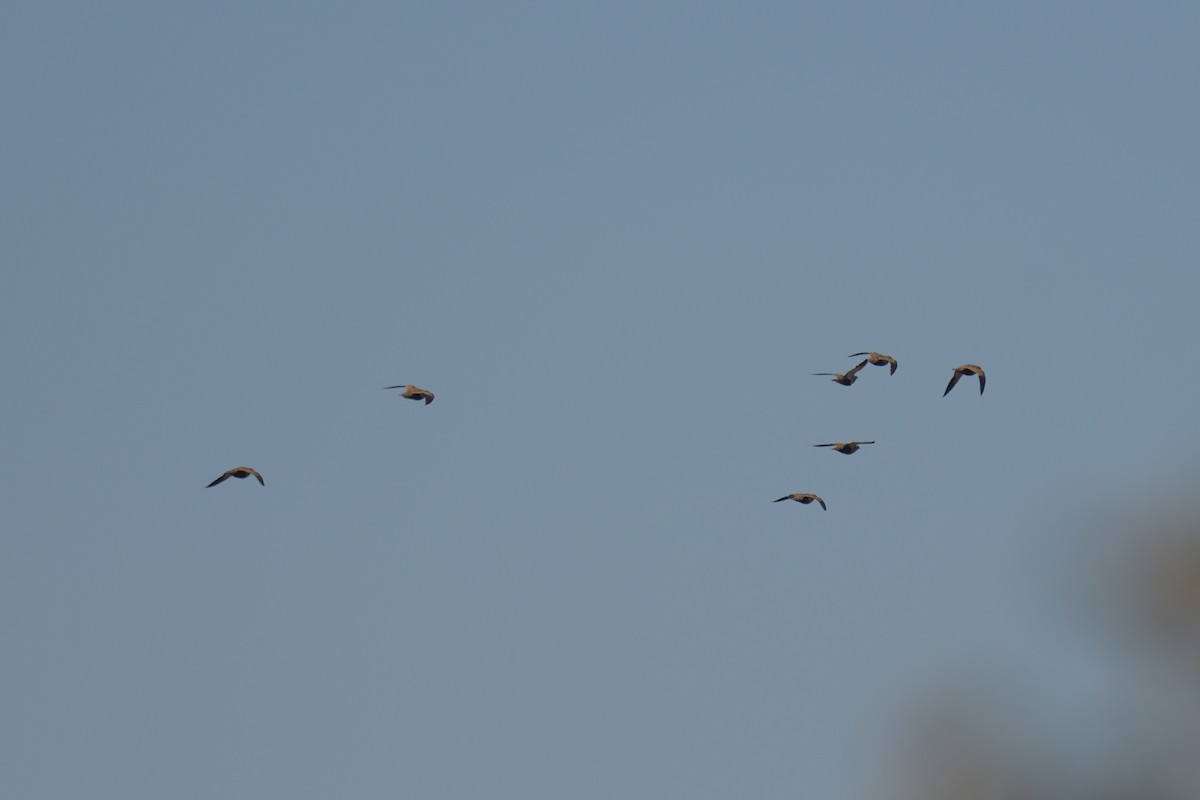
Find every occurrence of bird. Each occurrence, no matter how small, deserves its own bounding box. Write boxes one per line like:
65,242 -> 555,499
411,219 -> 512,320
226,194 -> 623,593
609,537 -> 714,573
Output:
943,364 -> 986,396
812,358 -> 869,386
814,441 -> 875,455
206,466 -> 265,488
772,493 -> 827,510
383,384 -> 435,405
848,351 -> 898,375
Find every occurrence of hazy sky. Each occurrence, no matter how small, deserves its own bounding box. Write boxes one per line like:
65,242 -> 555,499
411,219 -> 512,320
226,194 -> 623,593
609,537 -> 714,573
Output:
3,2 -> 1199,797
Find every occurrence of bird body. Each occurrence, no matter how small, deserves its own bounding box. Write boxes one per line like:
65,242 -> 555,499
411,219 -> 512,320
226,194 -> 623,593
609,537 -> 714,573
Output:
384,384 -> 435,404
943,364 -> 986,396
848,351 -> 898,375
814,441 -> 875,455
812,359 -> 869,386
206,466 -> 265,488
773,493 -> 827,510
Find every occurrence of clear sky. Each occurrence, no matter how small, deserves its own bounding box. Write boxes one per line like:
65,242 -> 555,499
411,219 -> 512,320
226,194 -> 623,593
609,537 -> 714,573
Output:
3,2 -> 1199,797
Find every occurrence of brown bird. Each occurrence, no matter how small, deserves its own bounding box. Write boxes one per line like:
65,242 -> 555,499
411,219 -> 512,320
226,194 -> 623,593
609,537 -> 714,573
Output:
206,466 -> 265,488
772,493 -> 827,510
383,384 -> 435,405
848,351 -> 898,375
812,358 -> 869,386
814,441 -> 875,455
943,364 -> 985,396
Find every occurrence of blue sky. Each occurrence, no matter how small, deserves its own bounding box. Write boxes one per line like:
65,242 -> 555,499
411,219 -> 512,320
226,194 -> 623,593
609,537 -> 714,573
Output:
3,2 -> 1199,797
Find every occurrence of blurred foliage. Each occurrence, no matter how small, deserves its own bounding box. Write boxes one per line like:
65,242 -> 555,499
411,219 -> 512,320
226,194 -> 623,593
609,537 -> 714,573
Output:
881,501 -> 1200,800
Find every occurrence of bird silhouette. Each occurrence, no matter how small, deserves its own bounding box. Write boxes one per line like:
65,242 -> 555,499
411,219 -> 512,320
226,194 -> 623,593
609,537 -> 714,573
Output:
383,384 -> 435,405
772,493 -> 827,510
206,466 -> 265,488
813,441 -> 875,455
848,351 -> 898,375
943,364 -> 985,396
812,359 -> 869,386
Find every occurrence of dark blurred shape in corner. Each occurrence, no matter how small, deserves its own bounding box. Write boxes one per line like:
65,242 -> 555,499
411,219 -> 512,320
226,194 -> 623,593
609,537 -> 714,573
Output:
875,496 -> 1200,800
1127,517 -> 1200,674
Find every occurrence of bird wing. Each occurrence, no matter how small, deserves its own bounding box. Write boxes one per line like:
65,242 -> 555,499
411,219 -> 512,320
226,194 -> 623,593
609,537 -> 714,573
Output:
847,352 -> 870,357
252,470 -> 265,486
382,385 -> 405,390
845,359 -> 868,378
888,357 -> 897,375
976,370 -> 986,395
943,369 -> 963,396
813,443 -> 836,448
423,393 -> 434,405
814,496 -> 827,510
811,372 -> 834,376
773,495 -> 793,503
206,471 -> 232,488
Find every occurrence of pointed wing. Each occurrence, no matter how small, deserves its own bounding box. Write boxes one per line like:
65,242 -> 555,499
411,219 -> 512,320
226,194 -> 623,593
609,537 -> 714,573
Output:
813,443 -> 835,448
773,495 -> 793,503
814,496 -> 827,510
847,352 -> 870,357
811,373 -> 834,376
206,471 -> 232,488
977,370 -> 986,395
943,369 -> 963,396
888,358 -> 897,375
382,385 -> 405,390
253,470 -> 265,486
845,359 -> 868,378
423,393 -> 434,405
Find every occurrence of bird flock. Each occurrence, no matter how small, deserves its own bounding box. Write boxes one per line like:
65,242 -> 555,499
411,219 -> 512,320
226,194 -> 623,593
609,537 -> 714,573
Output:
206,362 -> 983,512
774,354 -> 985,512
204,384 -> 436,489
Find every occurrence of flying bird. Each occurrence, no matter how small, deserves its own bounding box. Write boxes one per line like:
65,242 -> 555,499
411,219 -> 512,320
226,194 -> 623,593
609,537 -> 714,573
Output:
848,351 -> 898,375
814,441 -> 875,455
812,358 -> 869,386
206,466 -> 265,488
943,364 -> 986,397
383,384 -> 435,405
772,493 -> 827,510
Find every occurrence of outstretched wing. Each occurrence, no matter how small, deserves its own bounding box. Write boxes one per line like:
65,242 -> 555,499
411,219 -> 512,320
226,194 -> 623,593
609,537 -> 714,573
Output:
845,359 -> 869,378
253,470 -> 265,486
206,471 -> 232,488
813,495 -> 827,511
943,369 -> 963,396
976,370 -> 986,395
773,495 -> 793,503
888,358 -> 897,375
